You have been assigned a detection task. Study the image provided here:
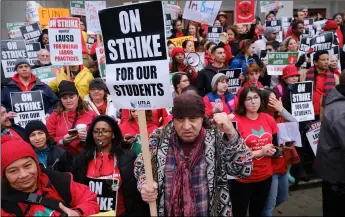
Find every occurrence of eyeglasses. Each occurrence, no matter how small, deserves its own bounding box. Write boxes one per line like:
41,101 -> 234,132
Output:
93,130 -> 112,135
245,95 -> 260,102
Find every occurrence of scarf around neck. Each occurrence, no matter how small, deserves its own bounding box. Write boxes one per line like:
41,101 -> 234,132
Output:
168,128 -> 206,217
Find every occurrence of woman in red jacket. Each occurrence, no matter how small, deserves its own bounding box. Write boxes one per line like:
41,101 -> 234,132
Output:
169,47 -> 197,84
1,140 -> 99,217
46,80 -> 97,156
237,62 -> 264,97
204,41 -> 216,66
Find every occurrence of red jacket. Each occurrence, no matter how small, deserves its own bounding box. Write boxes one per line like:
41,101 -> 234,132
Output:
223,43 -> 232,65
1,171 -> 99,217
46,110 -> 97,156
1,129 -> 23,143
12,73 -> 37,91
237,80 -> 264,97
204,52 -> 214,66
121,109 -> 170,127
120,120 -> 157,137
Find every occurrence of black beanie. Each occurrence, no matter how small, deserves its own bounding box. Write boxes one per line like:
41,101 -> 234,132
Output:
89,78 -> 107,91
14,57 -> 31,71
24,120 -> 49,142
58,80 -> 79,97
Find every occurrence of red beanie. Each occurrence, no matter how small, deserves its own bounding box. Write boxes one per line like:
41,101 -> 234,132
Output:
282,65 -> 300,80
171,47 -> 185,58
1,140 -> 38,176
323,19 -> 338,31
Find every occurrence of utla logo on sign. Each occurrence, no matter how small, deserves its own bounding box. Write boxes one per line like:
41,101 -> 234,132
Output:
48,17 -> 82,66
99,1 -> 172,110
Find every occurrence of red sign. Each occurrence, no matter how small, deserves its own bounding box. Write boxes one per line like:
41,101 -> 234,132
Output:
235,0 -> 256,24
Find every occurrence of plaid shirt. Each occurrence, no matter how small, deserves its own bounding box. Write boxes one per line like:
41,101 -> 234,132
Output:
164,145 -> 209,216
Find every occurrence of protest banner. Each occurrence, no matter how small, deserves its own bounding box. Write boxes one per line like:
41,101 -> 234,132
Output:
275,1 -> 293,18
299,36 -> 311,52
207,26 -> 222,44
169,35 -> 194,48
277,122 -> 302,147
310,32 -> 334,65
165,14 -> 173,39
182,1 -> 222,26
99,2 -> 172,214
96,47 -> 106,78
219,68 -> 242,94
235,0 -> 256,24
165,2 -> 181,19
259,1 -> 282,13
290,81 -> 315,122
85,1 -> 106,35
1,40 -> 28,78
87,36 -> 97,50
306,121 -> 321,156
265,19 -> 283,42
26,1 -> 42,23
267,52 -> 298,75
48,17 -> 83,66
26,42 -> 41,65
10,91 -> 46,128
38,8 -> 70,26
70,1 -> 86,16
32,65 -> 63,84
7,22 -> 30,39
20,22 -> 42,43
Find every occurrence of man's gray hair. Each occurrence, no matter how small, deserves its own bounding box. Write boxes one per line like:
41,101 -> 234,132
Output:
298,6 -> 308,11
37,48 -> 49,56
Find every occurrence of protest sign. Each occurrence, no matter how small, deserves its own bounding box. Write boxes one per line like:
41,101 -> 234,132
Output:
310,32 -> 334,66
235,0 -> 256,24
182,1 -> 222,26
267,52 -> 298,75
165,14 -> 173,39
26,42 -> 41,65
32,65 -> 62,84
275,1 -> 293,18
7,22 -> 29,39
299,36 -> 311,52
259,1 -> 282,13
20,22 -> 42,43
48,17 -> 83,66
207,26 -> 222,44
290,81 -> 315,122
306,121 -> 321,156
1,40 -> 28,78
10,91 -> 46,128
277,122 -> 302,147
169,35 -> 194,48
26,1 -> 42,23
96,46 -> 106,78
87,36 -> 97,50
219,68 -> 242,94
70,1 -> 86,16
38,8 -> 70,26
165,2 -> 181,19
265,20 -> 283,42
260,49 -> 268,60
45,44 -> 50,52
85,1 -> 106,35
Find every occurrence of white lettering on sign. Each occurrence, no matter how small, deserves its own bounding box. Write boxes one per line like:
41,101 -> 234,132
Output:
119,9 -> 142,34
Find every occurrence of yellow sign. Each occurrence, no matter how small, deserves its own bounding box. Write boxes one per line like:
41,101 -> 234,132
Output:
38,8 -> 70,26
90,211 -> 115,216
169,36 -> 194,48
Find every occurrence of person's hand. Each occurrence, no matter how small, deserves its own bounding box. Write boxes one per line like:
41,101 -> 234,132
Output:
78,131 -> 87,141
63,134 -> 78,145
213,112 -> 236,136
228,113 -> 235,120
212,101 -> 223,114
239,73 -> 245,82
59,203 -> 80,216
140,182 -> 158,203
219,32 -> 228,44
45,113 -> 50,120
268,97 -> 284,113
261,144 -> 276,156
7,111 -> 17,119
281,142 -> 294,150
124,134 -> 137,144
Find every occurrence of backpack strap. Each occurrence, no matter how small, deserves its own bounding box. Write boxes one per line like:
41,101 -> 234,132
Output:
43,169 -> 72,206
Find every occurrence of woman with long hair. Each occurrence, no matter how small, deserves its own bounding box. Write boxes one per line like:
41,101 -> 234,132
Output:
231,86 -> 279,217
169,47 -> 197,84
204,41 -> 216,66
72,115 -> 149,216
46,80 -> 97,156
169,19 -> 186,39
187,22 -> 202,50
172,72 -> 190,98
227,26 -> 241,57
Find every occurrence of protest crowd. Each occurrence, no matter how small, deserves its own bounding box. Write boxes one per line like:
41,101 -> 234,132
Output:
1,0 -> 345,216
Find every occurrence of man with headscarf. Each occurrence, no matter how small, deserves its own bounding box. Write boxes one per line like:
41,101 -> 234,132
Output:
134,92 -> 265,216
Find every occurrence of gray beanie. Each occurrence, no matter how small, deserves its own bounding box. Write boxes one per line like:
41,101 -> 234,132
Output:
211,73 -> 228,89
14,58 -> 31,71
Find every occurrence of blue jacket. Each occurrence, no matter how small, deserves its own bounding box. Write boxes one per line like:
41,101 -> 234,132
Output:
229,53 -> 263,77
1,78 -> 59,114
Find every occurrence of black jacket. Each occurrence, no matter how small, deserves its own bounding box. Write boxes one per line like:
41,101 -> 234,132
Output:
72,148 -> 149,216
31,60 -> 52,69
196,63 -> 228,96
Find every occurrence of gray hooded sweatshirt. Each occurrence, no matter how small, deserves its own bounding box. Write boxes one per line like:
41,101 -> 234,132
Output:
315,85 -> 345,184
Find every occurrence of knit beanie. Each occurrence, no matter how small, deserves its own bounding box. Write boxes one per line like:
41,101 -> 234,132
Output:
211,73 -> 228,90
323,19 -> 338,31
14,57 -> 31,71
89,78 -> 107,91
2,140 -> 38,176
172,92 -> 205,118
58,80 -> 79,97
24,120 -> 49,143
171,47 -> 185,58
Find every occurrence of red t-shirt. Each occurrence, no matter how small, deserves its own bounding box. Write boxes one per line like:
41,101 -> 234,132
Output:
234,113 -> 279,183
86,153 -> 125,216
96,101 -> 107,115
313,74 -> 326,115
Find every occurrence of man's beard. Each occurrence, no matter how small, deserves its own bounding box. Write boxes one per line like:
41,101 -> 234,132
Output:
40,60 -> 50,65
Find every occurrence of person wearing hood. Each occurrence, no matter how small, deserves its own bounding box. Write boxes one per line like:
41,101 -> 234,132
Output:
1,140 -> 100,216
25,120 -> 72,172
84,78 -> 118,119
1,58 -> 59,117
197,45 -> 228,96
169,47 -> 197,84
49,64 -> 94,99
71,115 -> 149,216
315,72 -> 345,217
31,49 -> 51,69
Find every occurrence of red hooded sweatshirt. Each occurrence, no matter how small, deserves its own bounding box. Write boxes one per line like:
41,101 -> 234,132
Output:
120,120 -> 157,138
12,73 -> 37,91
121,109 -> 170,127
